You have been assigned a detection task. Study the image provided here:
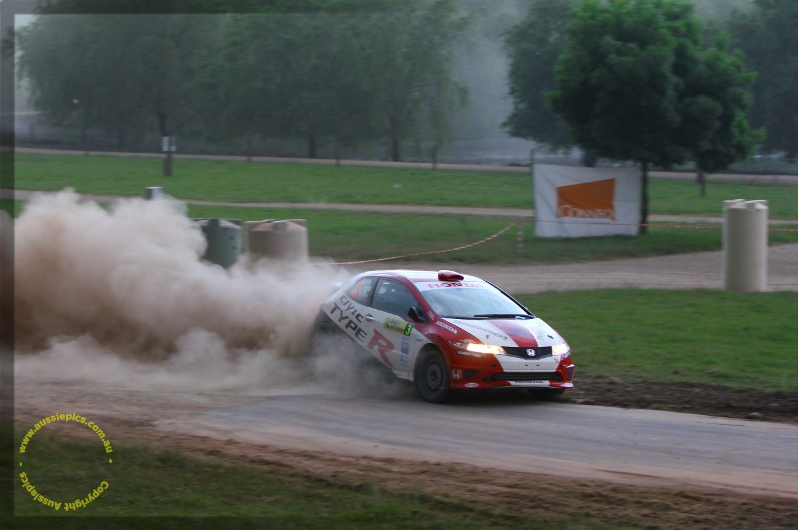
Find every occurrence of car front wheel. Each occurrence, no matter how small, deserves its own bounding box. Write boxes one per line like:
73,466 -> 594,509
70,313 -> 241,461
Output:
414,349 -> 450,403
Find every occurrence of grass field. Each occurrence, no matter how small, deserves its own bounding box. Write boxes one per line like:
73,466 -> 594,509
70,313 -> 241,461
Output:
13,198 -> 797,264
518,290 -> 798,392
186,204 -> 763,264
12,152 -> 798,217
11,152 -> 798,263
12,433 -> 602,528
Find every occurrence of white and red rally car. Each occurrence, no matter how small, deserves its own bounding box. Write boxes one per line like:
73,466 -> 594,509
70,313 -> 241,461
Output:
315,269 -> 574,403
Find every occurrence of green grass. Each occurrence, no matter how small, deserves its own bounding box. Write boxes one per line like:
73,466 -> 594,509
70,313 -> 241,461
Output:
187,204 -> 797,264
518,290 -> 798,392
14,153 -> 532,208
11,432 -> 604,529
8,199 -> 797,264
13,152 -> 798,217
649,177 -> 798,218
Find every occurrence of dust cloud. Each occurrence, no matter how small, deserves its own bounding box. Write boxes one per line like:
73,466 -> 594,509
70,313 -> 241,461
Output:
13,190 -> 372,394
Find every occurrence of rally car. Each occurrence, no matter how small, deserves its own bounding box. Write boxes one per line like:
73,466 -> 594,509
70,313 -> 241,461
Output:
314,269 -> 574,403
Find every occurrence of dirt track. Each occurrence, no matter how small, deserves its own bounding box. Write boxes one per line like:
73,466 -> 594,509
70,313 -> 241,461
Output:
14,243 -> 798,527
348,243 -> 798,293
11,185 -> 798,526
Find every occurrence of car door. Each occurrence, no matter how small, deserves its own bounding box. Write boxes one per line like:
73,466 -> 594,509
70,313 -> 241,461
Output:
364,278 -> 423,379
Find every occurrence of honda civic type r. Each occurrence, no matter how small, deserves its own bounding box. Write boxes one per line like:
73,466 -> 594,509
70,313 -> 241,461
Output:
315,269 -> 574,403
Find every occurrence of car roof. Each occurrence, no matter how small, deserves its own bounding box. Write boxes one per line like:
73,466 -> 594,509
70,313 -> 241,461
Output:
357,269 -> 485,284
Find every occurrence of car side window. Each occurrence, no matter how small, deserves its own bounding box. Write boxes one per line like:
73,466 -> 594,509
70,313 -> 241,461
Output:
347,277 -> 376,305
371,279 -> 418,317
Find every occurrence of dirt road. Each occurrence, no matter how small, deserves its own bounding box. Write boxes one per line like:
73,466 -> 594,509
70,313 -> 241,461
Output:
346,243 -> 798,293
11,186 -> 798,527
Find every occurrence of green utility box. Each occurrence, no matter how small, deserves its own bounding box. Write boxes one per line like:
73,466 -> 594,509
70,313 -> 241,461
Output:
196,218 -> 242,269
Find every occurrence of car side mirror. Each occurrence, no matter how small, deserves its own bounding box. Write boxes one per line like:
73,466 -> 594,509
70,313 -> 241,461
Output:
408,306 -> 427,323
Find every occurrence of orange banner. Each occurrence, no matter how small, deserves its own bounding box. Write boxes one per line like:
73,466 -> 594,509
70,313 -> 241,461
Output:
556,178 -> 616,220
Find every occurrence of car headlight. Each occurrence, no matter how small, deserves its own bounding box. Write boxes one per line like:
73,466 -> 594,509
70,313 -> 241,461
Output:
450,340 -> 505,357
552,343 -> 570,356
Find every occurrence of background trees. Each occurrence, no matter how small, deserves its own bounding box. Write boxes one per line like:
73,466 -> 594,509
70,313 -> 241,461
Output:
365,1 -> 470,161
18,0 -> 793,178
543,0 -> 757,230
18,14 -> 222,174
729,0 -> 798,159
503,0 -> 577,153
17,0 -> 471,163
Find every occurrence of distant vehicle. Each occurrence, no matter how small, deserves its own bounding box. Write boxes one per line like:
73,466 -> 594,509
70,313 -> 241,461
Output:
315,269 -> 574,403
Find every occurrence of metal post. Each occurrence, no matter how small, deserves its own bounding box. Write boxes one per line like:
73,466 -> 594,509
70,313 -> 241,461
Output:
529,147 -> 536,214
145,187 -> 163,200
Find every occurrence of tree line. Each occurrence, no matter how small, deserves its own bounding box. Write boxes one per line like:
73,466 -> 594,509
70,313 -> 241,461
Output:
503,0 -> 795,227
15,0 -> 797,179
505,0 -> 797,162
17,0 -> 469,166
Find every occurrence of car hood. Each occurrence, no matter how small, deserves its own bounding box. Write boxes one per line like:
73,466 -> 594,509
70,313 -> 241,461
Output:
445,317 -> 564,348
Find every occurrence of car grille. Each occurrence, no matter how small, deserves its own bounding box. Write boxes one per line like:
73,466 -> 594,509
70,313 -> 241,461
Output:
502,346 -> 553,359
486,371 -> 561,383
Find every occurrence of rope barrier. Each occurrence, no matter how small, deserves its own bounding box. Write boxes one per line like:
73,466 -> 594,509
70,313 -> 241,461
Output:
335,221 -> 518,266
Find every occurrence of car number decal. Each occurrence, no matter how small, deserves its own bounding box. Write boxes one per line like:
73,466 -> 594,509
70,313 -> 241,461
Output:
383,317 -> 413,336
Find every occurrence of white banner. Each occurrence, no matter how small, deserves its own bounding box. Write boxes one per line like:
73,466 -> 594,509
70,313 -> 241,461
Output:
534,164 -> 641,238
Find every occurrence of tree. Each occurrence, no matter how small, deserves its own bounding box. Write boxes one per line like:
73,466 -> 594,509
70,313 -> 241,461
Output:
16,16 -> 117,153
18,14 -> 222,175
729,0 -> 798,158
22,0 -> 468,164
549,0 -> 757,232
365,0 -> 470,161
503,0 -> 579,153
691,33 -> 760,195
197,11 -> 383,160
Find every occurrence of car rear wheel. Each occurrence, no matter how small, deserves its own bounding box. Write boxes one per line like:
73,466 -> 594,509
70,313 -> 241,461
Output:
414,349 -> 450,403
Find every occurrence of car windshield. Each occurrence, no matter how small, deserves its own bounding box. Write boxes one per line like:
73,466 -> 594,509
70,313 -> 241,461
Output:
415,280 -> 532,319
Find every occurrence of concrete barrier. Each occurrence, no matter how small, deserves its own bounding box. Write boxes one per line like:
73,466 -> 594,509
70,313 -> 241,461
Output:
723,200 -> 768,292
244,219 -> 308,262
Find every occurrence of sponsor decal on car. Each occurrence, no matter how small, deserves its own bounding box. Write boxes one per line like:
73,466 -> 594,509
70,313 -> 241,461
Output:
383,317 -> 413,336
17,413 -> 114,512
400,337 -> 411,367
368,330 -> 394,367
329,296 -> 369,342
418,281 -> 486,291
435,320 -> 458,334
508,380 -> 550,386
454,321 -> 510,342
